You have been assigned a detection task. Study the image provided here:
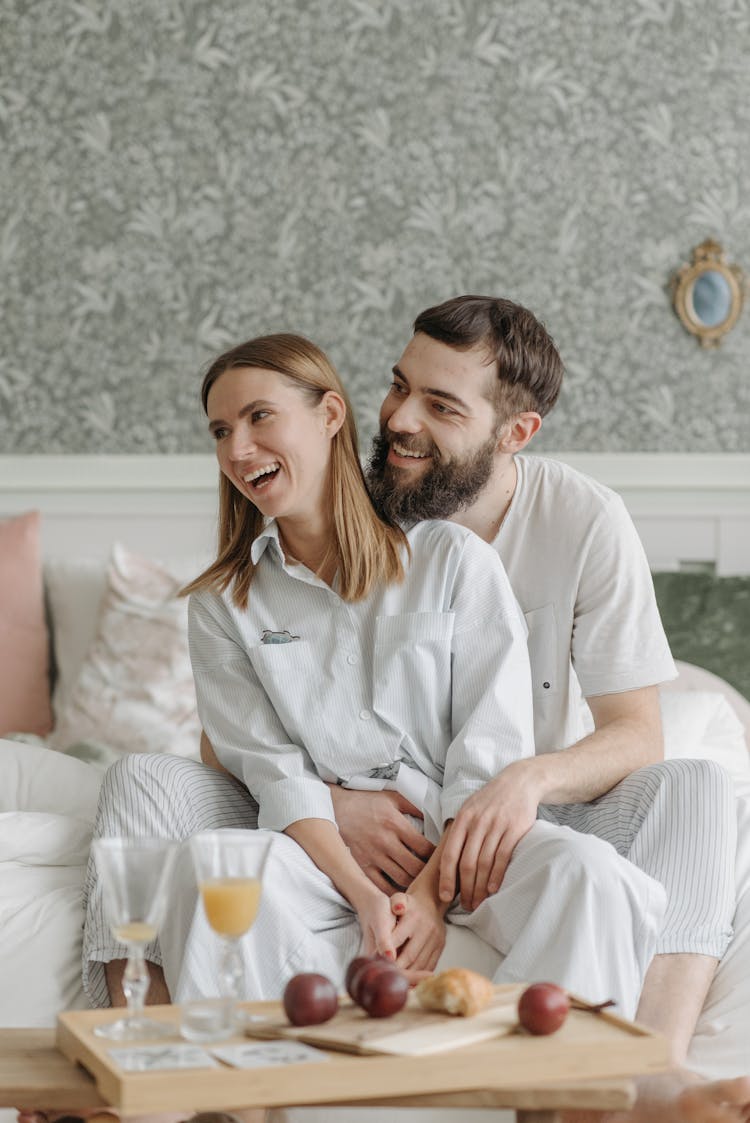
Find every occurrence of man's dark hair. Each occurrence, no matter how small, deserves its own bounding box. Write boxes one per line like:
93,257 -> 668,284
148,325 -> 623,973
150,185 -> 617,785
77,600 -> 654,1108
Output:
413,295 -> 563,418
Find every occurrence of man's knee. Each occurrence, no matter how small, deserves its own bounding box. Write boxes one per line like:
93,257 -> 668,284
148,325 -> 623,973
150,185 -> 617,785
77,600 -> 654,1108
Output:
630,757 -> 734,812
522,821 -> 664,905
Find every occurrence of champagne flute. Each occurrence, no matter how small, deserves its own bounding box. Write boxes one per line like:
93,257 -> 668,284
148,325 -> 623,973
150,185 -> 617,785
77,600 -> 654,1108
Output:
186,829 -> 272,1038
93,836 -> 177,1040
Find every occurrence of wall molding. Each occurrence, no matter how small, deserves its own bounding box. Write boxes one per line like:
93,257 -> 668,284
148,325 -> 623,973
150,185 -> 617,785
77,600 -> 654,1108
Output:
1,453 -> 749,572
2,452 -> 749,492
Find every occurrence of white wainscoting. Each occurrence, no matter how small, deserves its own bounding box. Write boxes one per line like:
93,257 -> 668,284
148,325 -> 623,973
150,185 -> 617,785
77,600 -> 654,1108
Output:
1,453 -> 749,573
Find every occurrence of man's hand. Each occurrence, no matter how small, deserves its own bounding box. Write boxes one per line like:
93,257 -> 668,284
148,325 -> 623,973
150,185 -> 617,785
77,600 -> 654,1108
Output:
439,760 -> 541,911
330,787 -> 435,893
390,891 -> 447,980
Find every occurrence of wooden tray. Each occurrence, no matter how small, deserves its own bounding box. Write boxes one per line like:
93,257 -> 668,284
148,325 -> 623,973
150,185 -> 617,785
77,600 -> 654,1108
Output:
57,992 -> 671,1114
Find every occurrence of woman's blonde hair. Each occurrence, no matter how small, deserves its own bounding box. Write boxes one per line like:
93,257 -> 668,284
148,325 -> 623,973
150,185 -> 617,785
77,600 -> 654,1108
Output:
181,333 -> 408,608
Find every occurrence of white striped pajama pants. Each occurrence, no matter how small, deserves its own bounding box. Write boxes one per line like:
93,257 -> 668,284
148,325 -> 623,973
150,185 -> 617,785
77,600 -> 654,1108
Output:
82,754 -> 735,1020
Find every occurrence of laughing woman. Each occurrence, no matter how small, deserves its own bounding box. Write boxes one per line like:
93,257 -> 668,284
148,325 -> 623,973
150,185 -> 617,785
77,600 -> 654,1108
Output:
169,331 -> 534,995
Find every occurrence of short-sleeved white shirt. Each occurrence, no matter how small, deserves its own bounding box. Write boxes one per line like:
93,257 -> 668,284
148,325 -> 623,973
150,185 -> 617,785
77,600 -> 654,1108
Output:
494,455 -> 676,754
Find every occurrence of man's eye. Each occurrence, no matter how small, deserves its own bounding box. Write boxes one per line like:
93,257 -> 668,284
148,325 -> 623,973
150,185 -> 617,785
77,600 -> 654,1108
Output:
211,427 -> 229,440
432,402 -> 455,416
390,381 -> 407,395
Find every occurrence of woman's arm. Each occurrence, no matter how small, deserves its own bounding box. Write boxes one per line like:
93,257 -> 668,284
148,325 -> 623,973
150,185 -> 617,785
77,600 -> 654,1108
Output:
200,729 -> 235,778
189,592 -> 338,831
389,828 -> 454,975
285,817 -> 397,959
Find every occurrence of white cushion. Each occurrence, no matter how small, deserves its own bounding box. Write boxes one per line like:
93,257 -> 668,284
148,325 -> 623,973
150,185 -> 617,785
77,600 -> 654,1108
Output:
668,659 -> 750,747
0,738 -> 102,817
0,746 -> 100,1027
0,811 -> 93,865
660,690 -> 749,780
49,544 -> 202,760
45,556 -> 109,717
0,868 -> 90,1025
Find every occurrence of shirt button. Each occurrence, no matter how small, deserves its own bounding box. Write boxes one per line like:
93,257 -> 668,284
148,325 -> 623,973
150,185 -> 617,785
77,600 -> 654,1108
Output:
359,709 -> 372,721
347,654 -> 358,665
543,682 -> 551,690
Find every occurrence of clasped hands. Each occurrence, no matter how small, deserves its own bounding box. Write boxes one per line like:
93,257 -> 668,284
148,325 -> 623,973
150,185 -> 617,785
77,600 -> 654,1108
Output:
332,764 -> 540,978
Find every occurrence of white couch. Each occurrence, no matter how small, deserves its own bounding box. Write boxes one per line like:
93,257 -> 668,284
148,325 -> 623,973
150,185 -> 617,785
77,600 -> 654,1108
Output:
2,543 -> 750,1121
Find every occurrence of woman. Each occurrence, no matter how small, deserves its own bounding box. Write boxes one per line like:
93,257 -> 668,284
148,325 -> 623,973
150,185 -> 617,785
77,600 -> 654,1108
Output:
169,330 -> 538,997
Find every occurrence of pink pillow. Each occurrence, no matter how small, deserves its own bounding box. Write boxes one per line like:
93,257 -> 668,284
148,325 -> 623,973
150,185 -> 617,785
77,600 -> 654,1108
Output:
0,511 -> 53,736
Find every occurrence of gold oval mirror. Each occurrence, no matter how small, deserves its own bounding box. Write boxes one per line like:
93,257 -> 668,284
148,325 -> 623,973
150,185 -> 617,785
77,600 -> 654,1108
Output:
671,240 -> 745,348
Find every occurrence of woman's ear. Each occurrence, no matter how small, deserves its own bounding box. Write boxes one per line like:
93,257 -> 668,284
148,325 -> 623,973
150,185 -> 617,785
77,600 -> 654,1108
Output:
497,411 -> 542,453
321,390 -> 347,437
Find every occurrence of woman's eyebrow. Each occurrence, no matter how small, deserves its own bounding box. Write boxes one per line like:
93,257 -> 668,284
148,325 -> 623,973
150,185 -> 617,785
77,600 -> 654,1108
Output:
208,399 -> 275,430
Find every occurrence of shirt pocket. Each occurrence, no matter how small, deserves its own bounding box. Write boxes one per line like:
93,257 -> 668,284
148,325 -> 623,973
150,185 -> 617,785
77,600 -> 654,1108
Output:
523,603 -> 559,699
373,612 -> 455,754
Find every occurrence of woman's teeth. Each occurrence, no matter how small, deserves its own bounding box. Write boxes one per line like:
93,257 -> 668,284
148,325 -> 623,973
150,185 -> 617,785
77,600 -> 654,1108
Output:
243,462 -> 280,487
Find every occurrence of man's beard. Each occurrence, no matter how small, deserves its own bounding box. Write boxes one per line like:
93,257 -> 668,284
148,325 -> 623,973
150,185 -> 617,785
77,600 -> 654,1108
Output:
366,427 -> 496,524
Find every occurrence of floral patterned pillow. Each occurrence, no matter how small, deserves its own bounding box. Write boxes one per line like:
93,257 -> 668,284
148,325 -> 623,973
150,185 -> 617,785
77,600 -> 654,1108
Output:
49,543 -> 201,759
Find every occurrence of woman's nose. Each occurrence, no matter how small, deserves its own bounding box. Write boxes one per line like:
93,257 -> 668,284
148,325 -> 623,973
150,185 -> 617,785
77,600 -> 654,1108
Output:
227,426 -> 257,461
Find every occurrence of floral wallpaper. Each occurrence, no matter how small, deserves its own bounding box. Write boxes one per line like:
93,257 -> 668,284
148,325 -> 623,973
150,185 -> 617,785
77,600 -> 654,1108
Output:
1,0 -> 749,455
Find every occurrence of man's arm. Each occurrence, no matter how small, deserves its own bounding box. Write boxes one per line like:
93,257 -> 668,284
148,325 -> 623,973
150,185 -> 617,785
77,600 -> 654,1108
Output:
537,685 -> 663,802
329,786 -> 435,892
438,683 -> 663,909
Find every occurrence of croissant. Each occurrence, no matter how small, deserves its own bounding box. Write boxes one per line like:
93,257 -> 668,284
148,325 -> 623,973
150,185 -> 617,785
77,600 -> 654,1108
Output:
415,967 -> 495,1017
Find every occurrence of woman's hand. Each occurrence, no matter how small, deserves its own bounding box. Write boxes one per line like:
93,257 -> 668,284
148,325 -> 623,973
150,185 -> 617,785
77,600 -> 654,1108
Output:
352,883 -> 399,961
329,786 -> 434,893
390,889 -> 446,979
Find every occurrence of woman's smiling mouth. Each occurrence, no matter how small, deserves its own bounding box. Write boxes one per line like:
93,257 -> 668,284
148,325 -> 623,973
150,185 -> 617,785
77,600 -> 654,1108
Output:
243,462 -> 281,490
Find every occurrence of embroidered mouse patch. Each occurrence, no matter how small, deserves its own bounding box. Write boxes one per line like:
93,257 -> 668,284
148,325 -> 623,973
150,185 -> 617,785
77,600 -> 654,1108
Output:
260,629 -> 300,645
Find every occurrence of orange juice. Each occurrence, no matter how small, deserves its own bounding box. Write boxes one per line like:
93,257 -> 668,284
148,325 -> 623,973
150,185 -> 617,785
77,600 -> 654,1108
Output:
112,921 -> 157,943
200,877 -> 261,937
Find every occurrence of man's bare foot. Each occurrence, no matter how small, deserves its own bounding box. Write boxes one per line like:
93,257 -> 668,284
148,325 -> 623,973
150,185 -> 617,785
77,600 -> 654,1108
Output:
565,1073 -> 750,1123
671,1078 -> 750,1123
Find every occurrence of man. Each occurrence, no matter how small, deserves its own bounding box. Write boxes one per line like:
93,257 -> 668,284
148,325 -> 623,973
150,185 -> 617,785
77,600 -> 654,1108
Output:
83,296 -> 748,1122
345,294 -> 746,1120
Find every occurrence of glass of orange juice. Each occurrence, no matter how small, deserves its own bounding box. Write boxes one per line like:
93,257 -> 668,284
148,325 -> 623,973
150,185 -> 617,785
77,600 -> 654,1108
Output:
92,836 -> 177,1040
185,829 -> 272,1039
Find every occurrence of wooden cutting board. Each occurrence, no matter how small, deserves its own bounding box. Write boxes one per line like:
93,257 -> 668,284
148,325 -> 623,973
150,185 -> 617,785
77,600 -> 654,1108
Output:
242,984 -> 548,1055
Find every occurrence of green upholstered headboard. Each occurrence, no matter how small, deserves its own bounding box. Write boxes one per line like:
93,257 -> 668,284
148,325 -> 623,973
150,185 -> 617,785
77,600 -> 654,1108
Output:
653,573 -> 750,703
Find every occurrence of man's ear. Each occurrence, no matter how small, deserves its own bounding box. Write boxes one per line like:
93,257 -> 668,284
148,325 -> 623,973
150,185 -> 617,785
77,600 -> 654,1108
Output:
497,412 -> 542,454
322,390 -> 347,437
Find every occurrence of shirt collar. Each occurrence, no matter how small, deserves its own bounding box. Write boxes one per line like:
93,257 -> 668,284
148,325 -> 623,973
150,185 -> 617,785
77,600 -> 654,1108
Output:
251,519 -> 285,565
